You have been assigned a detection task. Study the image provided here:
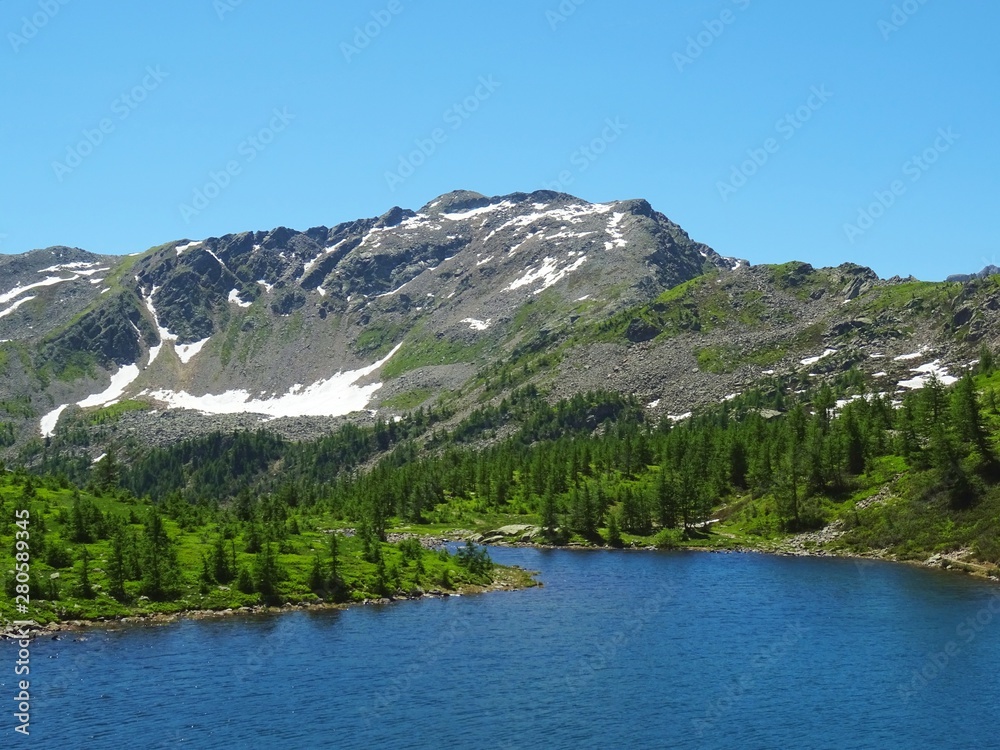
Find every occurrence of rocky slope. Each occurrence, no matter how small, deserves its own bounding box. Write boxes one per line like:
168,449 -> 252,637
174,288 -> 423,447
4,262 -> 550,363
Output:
1,189 -> 998,461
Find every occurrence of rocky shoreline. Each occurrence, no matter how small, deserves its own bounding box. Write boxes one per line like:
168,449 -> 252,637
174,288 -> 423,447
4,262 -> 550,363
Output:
0,565 -> 536,640
468,522 -> 1000,583
5,528 -> 996,640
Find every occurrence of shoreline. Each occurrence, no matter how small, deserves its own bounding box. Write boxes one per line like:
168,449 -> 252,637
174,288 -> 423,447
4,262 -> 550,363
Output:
481,534 -> 1000,583
5,536 -> 997,639
0,566 -> 539,639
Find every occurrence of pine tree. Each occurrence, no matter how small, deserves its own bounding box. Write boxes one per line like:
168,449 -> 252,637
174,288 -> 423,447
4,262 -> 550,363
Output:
94,449 -> 121,492
656,470 -> 679,529
327,531 -> 344,595
107,525 -> 128,601
540,488 -> 559,538
212,536 -> 234,584
951,373 -> 994,466
308,554 -> 324,591
620,486 -> 650,535
254,542 -> 281,600
606,508 -> 624,548
77,546 -> 95,599
140,510 -> 181,600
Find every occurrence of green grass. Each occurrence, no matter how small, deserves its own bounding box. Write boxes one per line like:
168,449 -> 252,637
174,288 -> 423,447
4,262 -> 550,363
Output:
47,351 -> 99,383
0,475 -> 529,626
382,388 -> 434,410
354,320 -> 410,357
236,313 -> 275,364
862,280 -> 961,315
0,398 -> 35,419
695,345 -> 737,374
80,400 -> 150,426
381,335 -> 488,378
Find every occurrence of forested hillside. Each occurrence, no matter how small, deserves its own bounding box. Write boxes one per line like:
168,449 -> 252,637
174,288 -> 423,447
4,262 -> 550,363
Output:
8,346 -> 1000,627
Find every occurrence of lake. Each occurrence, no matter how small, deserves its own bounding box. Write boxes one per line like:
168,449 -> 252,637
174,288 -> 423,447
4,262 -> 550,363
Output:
5,548 -> 1000,749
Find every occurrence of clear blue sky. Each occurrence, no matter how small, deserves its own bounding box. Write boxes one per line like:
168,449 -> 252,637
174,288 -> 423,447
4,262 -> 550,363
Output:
1,1 -> 997,280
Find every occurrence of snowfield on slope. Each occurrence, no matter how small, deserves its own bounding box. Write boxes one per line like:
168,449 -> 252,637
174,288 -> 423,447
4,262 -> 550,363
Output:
145,344 -> 403,419
40,363 -> 143,436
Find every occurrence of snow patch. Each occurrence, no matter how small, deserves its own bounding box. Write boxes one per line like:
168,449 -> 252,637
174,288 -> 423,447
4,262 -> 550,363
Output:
461,318 -> 492,331
77,364 -> 141,408
800,348 -> 837,367
176,337 -> 210,364
303,238 -> 350,275
898,361 -> 959,390
39,405 -> 68,437
175,241 -> 203,255
0,296 -> 35,319
667,412 -> 692,423
38,261 -> 97,273
142,286 -> 176,366
441,201 -> 514,221
228,288 -> 252,308
0,275 -> 78,305
605,212 -> 627,250
257,280 -> 275,293
507,255 -> 588,294
646,399 -> 661,409
894,347 -> 929,362
42,361 -> 146,436
376,278 -> 414,298
146,344 -> 403,419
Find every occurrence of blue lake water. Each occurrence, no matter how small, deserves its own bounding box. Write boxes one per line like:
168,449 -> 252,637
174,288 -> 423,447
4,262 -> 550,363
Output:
5,548 -> 1000,749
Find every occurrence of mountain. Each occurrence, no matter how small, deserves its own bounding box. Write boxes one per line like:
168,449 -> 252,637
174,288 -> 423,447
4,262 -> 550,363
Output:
1,189 -> 998,463
946,264 -> 1000,283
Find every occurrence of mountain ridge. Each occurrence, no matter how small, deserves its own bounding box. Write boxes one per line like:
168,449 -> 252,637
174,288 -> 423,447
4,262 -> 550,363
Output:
1,189 -> 734,450
1,189 -> 998,466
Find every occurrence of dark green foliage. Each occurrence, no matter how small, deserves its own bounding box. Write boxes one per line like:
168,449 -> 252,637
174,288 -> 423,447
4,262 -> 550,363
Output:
606,509 -> 624,548
456,541 -> 492,577
140,510 -> 181,600
77,546 -> 95,599
253,542 -> 283,601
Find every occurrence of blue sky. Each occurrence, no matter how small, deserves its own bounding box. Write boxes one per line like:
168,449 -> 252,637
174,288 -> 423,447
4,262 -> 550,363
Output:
1,0 -> 996,280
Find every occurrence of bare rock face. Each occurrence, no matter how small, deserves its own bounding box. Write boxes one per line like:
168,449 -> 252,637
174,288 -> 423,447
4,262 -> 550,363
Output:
5,189 -> 997,458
